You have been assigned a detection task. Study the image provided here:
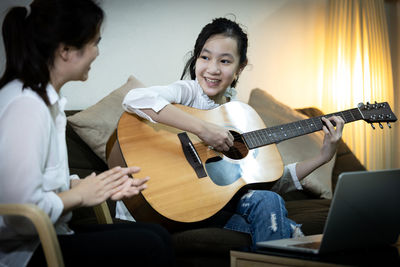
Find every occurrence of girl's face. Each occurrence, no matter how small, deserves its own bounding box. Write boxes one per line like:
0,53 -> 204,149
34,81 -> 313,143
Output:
69,32 -> 101,82
195,34 -> 243,97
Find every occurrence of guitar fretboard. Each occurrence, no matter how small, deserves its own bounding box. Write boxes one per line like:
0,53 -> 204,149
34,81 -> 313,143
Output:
243,108 -> 362,150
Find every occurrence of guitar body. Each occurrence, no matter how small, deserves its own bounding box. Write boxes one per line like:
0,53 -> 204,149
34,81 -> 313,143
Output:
115,101 -> 284,223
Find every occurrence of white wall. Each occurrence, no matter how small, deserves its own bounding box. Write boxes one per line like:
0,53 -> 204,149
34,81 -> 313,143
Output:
0,0 -> 327,110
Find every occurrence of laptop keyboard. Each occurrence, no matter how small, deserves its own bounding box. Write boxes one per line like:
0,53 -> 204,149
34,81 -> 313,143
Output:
290,241 -> 321,250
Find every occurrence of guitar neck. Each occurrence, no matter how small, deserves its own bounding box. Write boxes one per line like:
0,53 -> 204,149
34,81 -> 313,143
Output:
242,108 -> 362,150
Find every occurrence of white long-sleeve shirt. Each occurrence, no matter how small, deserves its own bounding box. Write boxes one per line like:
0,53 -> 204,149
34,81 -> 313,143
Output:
0,80 -> 76,267
122,80 -> 223,122
118,80 -> 302,221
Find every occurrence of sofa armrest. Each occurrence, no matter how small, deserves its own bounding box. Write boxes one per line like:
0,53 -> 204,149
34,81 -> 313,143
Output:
331,139 -> 366,192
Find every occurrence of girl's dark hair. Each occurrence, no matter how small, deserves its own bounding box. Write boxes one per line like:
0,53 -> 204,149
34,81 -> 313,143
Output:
180,17 -> 248,88
0,0 -> 104,104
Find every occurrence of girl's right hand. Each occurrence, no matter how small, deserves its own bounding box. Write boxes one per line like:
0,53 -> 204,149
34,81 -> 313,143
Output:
197,121 -> 234,151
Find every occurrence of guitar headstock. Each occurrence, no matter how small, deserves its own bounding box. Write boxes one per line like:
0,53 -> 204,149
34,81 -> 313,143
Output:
357,101 -> 397,129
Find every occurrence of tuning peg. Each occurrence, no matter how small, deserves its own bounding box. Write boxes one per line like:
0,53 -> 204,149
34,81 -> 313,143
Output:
374,101 -> 385,108
379,122 -> 383,129
371,123 -> 375,130
387,122 -> 392,129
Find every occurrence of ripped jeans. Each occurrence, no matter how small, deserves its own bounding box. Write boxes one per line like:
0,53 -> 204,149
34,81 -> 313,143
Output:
224,190 -> 302,246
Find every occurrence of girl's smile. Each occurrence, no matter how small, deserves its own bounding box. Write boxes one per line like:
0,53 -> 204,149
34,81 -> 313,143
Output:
195,34 -> 242,99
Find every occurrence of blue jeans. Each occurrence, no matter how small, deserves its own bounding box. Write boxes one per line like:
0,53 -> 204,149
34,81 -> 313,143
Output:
224,190 -> 302,246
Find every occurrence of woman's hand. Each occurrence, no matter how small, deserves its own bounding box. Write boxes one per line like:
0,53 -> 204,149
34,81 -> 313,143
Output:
63,166 -> 148,209
320,116 -> 345,163
197,121 -> 234,151
110,167 -> 149,201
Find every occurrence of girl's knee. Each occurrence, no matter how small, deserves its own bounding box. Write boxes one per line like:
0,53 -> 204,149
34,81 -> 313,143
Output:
245,190 -> 282,202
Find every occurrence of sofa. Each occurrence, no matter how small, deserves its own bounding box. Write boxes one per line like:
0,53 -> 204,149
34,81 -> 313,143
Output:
66,86 -> 365,267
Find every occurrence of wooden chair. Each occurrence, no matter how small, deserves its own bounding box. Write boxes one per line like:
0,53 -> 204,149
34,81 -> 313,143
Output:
0,204 -> 63,267
93,201 -> 113,224
0,202 -> 113,267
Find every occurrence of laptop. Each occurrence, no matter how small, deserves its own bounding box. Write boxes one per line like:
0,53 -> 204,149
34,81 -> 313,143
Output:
256,168 -> 400,254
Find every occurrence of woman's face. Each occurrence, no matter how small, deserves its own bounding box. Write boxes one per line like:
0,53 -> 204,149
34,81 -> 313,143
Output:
195,34 -> 242,97
69,32 -> 101,82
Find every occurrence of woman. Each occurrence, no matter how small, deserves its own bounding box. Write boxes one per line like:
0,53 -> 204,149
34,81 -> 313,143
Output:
0,1 -> 174,266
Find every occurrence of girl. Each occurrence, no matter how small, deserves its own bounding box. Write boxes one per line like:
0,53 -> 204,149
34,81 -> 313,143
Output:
122,18 -> 344,246
0,1 -> 174,266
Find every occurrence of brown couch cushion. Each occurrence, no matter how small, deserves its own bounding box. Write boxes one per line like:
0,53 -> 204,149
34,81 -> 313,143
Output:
67,75 -> 145,162
286,199 -> 331,235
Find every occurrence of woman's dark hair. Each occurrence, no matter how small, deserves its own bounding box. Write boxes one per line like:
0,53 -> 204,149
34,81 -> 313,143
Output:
180,17 -> 248,88
0,0 -> 104,104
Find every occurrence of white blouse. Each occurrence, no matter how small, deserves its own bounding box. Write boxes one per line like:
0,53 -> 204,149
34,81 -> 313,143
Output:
0,80 -> 75,267
118,79 -> 302,221
122,79 -> 225,122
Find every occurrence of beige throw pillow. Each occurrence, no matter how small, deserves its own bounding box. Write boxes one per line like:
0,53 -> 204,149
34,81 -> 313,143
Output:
247,88 -> 335,199
67,75 -> 144,162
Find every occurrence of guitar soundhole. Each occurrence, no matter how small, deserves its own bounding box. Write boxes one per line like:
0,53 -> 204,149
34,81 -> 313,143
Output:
222,131 -> 249,160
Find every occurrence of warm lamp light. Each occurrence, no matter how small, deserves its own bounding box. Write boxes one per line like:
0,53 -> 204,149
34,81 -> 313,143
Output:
318,0 -> 395,170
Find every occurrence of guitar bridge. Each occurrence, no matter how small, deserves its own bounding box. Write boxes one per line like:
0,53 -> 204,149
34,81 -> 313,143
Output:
178,132 -> 207,178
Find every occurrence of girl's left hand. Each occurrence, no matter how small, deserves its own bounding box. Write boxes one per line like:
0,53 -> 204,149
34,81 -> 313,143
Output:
320,116 -> 345,163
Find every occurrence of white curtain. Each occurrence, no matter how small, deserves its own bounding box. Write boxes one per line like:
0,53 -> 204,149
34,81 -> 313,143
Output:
319,0 -> 395,170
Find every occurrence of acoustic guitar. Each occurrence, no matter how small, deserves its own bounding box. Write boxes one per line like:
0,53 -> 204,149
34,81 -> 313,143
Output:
109,101 -> 396,225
